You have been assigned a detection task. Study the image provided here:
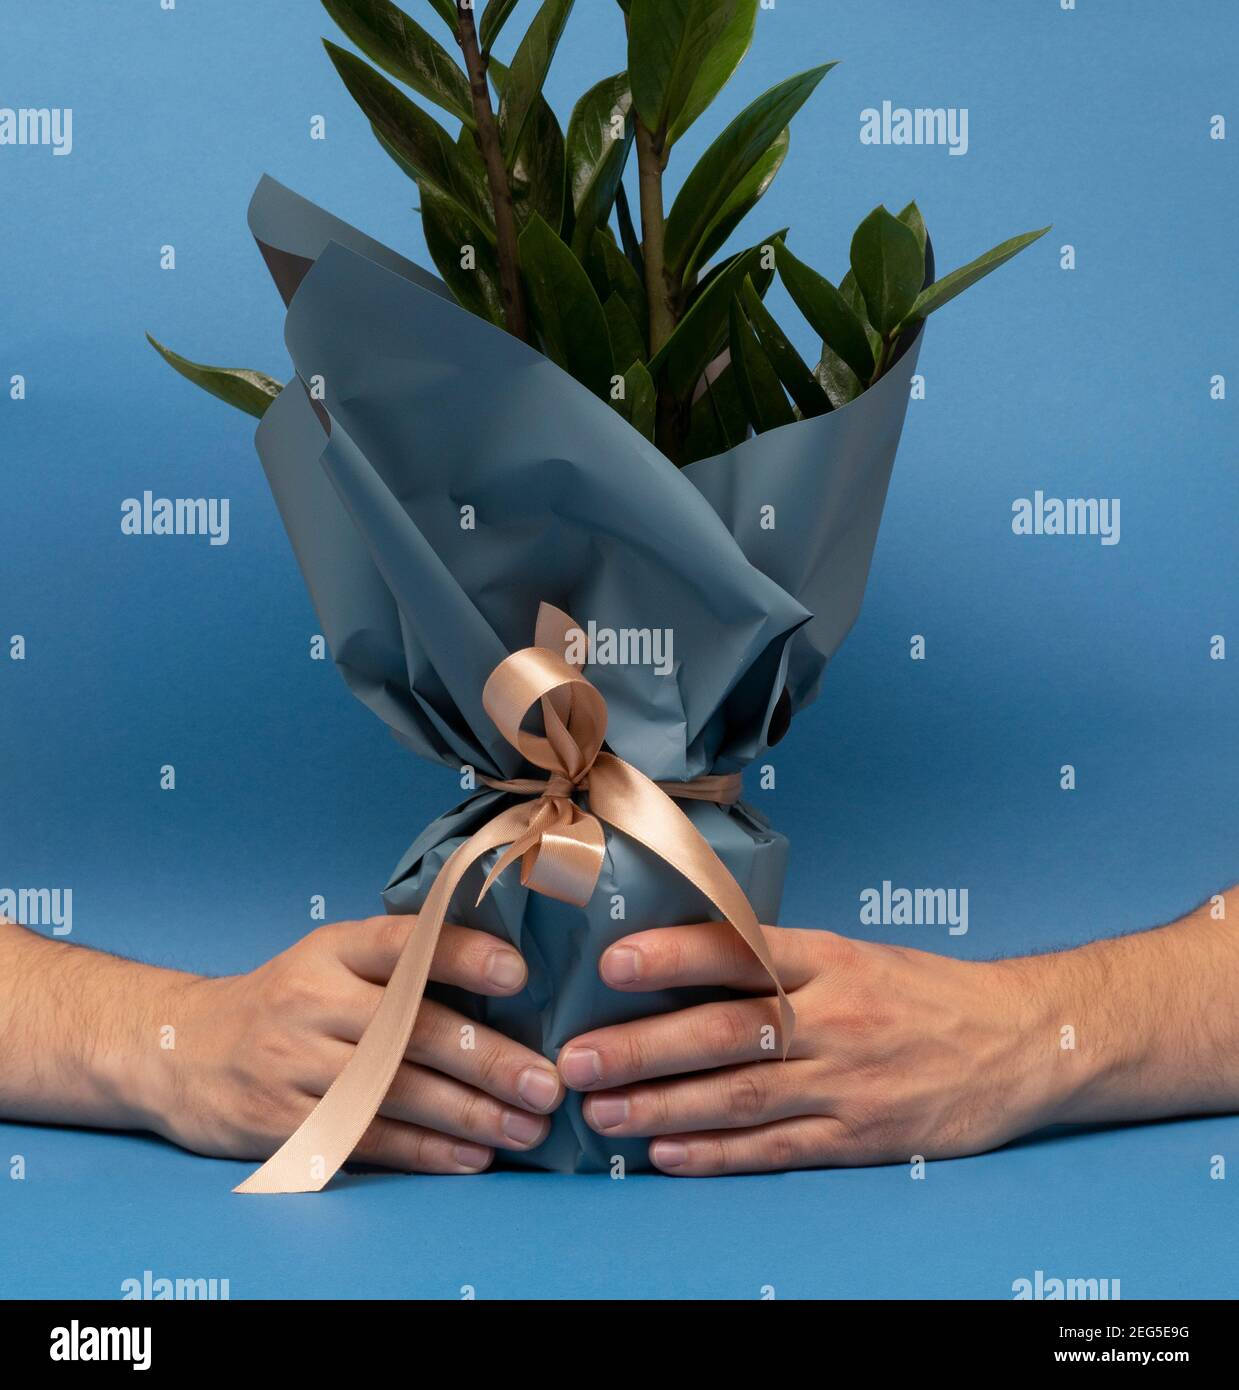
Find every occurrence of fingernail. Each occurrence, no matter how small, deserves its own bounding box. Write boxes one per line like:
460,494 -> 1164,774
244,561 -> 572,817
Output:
560,1047 -> 603,1088
517,1066 -> 561,1112
453,1143 -> 491,1170
586,1095 -> 629,1132
485,949 -> 526,990
651,1140 -> 689,1170
502,1110 -> 547,1146
603,945 -> 641,985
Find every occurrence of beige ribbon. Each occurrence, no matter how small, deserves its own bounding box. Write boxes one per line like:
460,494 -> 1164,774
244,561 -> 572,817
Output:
236,603 -> 793,1194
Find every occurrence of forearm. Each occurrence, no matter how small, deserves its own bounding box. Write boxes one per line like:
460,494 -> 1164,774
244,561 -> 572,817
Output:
0,918 -> 192,1131
1011,889 -> 1239,1125
0,913 -> 562,1173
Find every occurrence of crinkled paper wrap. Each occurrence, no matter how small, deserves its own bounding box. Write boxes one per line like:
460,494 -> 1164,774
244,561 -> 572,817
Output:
250,175 -> 926,1171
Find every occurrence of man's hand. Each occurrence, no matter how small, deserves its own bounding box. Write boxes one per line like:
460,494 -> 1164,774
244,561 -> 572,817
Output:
556,893 -> 1239,1176
0,915 -> 564,1175
557,927 -> 1044,1174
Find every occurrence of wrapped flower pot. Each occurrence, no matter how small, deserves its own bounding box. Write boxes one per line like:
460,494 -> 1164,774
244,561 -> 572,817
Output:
148,1 -> 1044,1191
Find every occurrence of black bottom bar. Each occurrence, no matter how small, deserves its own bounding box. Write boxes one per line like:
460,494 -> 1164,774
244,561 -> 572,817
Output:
0,1297 -> 1229,1375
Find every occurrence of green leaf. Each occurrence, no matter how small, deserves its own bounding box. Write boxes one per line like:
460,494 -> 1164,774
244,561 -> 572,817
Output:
814,268 -> 878,407
616,359 -> 656,440
419,182 -> 506,326
479,0 -> 522,52
703,364 -> 749,449
377,125 -> 491,240
566,72 -> 634,258
628,0 -> 746,140
849,204 -> 924,337
604,292 -> 646,370
897,199 -> 927,255
586,230 -> 648,340
146,334 -> 281,419
775,241 -> 874,384
729,298 -> 795,434
489,57 -> 566,233
518,212 -> 615,398
903,225 -> 1051,325
738,277 -> 831,418
512,96 -> 567,234
667,0 -> 758,146
683,126 -> 787,282
815,342 -> 861,410
615,182 -> 645,282
665,64 -> 835,282
377,126 -> 496,244
648,238 -> 768,398
684,363 -> 742,461
839,268 -> 880,354
321,0 -> 474,126
324,40 -> 494,232
497,0 -> 575,171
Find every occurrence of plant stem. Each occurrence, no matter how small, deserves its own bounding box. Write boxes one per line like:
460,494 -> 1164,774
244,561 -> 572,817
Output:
635,120 -> 676,355
455,2 -> 530,342
635,116 -> 685,459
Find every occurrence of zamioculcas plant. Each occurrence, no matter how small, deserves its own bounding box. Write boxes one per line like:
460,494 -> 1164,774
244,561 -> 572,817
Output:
149,0 -> 1048,466
146,1 -> 1053,1193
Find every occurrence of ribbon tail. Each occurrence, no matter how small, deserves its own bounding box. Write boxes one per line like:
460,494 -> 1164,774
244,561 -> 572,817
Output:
234,804 -> 536,1194
589,754 -> 796,1056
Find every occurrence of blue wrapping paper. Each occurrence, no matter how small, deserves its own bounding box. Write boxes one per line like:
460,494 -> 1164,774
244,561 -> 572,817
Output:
250,175 -> 926,1171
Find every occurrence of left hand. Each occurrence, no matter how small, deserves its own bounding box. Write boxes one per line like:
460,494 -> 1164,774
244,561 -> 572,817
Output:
556,924 -> 1062,1175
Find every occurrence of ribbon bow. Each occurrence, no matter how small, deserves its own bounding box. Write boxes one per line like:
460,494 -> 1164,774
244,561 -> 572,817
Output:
236,604 -> 793,1193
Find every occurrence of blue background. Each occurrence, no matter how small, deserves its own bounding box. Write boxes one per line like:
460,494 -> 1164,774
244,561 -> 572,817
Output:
2,0 -> 1236,1298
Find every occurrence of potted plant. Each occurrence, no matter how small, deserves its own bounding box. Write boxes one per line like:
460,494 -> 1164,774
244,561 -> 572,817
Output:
148,0 -> 1047,1191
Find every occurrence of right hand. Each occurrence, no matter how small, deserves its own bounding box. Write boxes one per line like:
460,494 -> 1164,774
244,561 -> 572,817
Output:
142,916 -> 562,1174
